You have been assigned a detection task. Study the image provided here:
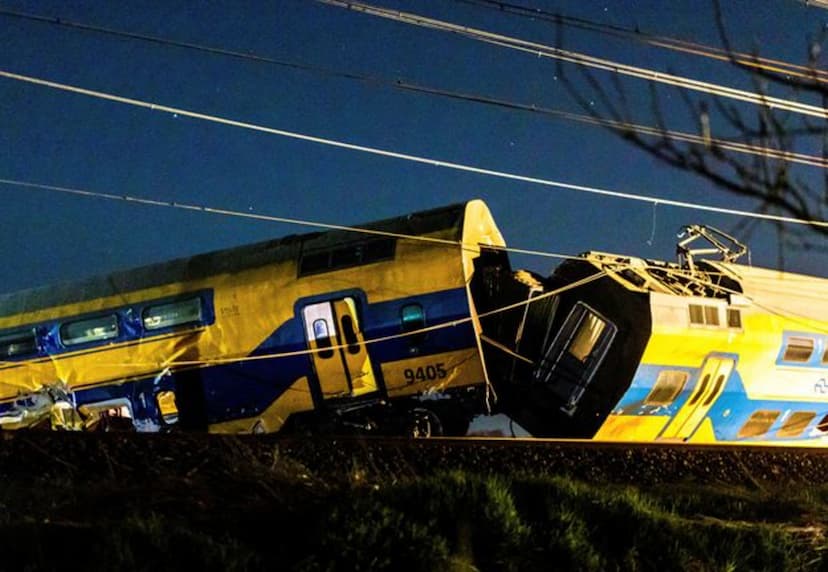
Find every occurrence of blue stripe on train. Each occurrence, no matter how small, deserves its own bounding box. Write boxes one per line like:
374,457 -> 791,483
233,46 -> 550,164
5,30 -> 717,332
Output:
612,363 -> 701,418
197,286 -> 476,424
616,362 -> 828,441
60,287 -> 476,427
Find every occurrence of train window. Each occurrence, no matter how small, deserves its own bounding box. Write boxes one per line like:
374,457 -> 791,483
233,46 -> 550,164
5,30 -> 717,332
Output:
568,313 -> 607,363
777,412 -> 816,438
299,238 -> 396,276
782,337 -> 815,363
299,251 -> 330,275
534,302 -> 617,412
0,329 -> 38,358
737,410 -> 780,439
312,319 -> 335,359
823,347 -> 828,365
401,303 -> 426,347
687,374 -> 711,407
704,306 -> 720,326
817,415 -> 828,433
61,315 -> 119,346
331,246 -> 361,267
340,315 -> 360,355
143,297 -> 203,331
644,371 -> 689,406
401,304 -> 425,332
689,304 -> 720,326
726,309 -> 742,329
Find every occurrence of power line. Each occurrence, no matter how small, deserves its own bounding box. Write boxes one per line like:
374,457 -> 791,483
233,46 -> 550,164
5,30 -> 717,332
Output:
318,0 -> 828,119
0,7 -> 382,84
0,177 -> 574,261
800,0 -> 828,9
2,8 -> 824,168
457,0 -> 828,84
1,69 -> 826,229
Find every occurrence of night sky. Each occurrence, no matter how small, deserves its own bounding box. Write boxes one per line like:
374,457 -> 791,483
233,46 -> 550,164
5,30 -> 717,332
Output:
1,0 -> 825,296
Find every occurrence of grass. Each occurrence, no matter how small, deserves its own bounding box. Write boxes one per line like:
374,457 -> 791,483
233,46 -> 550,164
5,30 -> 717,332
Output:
0,442 -> 824,571
299,472 -> 822,571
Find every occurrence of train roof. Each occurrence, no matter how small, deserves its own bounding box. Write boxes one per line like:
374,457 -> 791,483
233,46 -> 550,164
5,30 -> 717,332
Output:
705,261 -> 828,320
0,200 -> 499,318
577,251 -> 828,319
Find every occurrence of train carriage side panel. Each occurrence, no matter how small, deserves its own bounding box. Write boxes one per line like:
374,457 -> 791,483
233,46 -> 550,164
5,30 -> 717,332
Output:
706,263 -> 828,445
597,292 -> 742,441
174,201 -> 490,434
595,261 -> 828,445
0,200 -> 504,435
495,259 -> 652,438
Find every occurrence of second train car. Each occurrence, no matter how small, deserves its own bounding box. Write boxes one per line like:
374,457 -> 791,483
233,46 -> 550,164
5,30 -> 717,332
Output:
478,244 -> 828,445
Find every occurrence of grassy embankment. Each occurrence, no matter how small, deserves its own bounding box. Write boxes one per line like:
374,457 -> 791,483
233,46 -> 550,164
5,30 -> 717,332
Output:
0,443 -> 825,571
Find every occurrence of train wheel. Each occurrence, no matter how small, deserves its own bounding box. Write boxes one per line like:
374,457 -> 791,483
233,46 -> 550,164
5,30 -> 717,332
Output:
406,408 -> 443,438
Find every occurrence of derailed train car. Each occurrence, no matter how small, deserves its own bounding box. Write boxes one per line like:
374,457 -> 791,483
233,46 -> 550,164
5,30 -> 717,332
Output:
1,198 -> 827,444
480,246 -> 828,445
0,201 -> 504,435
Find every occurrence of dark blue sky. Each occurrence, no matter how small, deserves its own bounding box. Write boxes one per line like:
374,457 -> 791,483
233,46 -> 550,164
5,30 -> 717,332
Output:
1,0 -> 825,294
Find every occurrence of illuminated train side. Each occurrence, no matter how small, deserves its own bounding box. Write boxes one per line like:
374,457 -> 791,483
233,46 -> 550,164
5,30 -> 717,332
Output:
484,252 -> 828,445
0,201 -> 504,435
1,197 -> 827,445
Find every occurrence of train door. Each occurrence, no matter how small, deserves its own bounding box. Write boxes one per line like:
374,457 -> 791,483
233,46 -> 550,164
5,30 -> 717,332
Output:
533,302 -> 617,414
659,357 -> 734,440
302,297 -> 377,401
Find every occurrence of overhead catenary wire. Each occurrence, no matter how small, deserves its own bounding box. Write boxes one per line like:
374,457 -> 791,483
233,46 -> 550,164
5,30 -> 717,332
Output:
318,0 -> 828,120
3,177 -> 825,332
0,177 -> 574,262
457,0 -> 828,84
8,3 -> 824,85
1,70 -> 825,229
1,8 -> 824,168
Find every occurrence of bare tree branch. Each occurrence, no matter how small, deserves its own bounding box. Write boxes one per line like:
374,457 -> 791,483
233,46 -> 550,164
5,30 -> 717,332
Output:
554,0 -> 827,243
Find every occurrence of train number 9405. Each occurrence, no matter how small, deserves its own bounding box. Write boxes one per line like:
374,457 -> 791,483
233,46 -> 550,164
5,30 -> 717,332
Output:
404,363 -> 447,384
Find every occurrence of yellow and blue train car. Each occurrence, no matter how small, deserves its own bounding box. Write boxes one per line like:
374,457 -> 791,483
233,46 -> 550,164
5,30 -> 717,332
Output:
486,251 -> 828,445
0,201 -> 504,435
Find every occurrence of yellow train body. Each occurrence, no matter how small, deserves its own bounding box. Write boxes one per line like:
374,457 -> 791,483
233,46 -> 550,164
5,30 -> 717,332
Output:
0,201 -> 503,435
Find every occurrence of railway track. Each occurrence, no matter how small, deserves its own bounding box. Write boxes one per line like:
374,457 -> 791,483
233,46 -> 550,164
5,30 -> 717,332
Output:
1,432 -> 827,486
